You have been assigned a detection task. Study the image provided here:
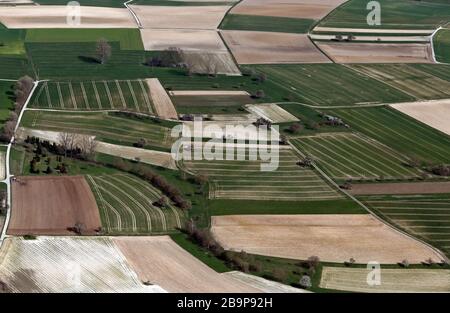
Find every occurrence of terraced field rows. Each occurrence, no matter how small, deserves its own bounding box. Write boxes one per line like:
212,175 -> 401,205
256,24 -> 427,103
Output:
21,110 -> 174,150
87,174 -> 184,234
320,267 -> 450,293
30,80 -> 155,113
361,194 -> 450,258
350,64 -> 450,100
329,107 -> 450,164
183,147 -> 343,201
292,133 -> 422,180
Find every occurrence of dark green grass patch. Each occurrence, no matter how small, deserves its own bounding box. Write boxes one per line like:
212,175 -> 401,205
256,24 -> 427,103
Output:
220,14 -> 315,33
0,80 -> 15,127
209,199 -> 366,215
328,106 -> 450,164
0,56 -> 33,79
0,29 -> 26,55
252,64 -> 413,107
25,29 -> 144,50
319,0 -> 450,29
433,29 -> 450,63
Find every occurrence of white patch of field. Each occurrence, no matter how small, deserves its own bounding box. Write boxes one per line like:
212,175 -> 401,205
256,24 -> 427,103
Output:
113,236 -> 260,293
0,0 -> 34,4
320,267 -> 450,293
169,90 -> 250,96
223,271 -> 308,293
316,43 -> 433,63
211,215 -> 443,264
221,30 -> 331,64
313,27 -> 435,34
146,79 -> 178,119
182,51 -> 241,75
231,0 -> 347,19
0,152 -> 5,181
390,99 -> 450,136
130,5 -> 231,29
0,6 -> 137,28
0,237 -> 166,293
181,120 -> 266,140
245,103 -> 299,123
16,128 -> 176,169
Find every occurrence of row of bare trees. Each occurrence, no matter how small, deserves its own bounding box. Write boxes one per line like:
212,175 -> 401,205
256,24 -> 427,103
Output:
57,133 -> 97,160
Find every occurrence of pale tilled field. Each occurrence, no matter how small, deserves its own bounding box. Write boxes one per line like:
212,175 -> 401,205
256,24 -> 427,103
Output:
245,103 -> 299,123
292,133 -> 423,180
320,267 -> 450,293
0,237 -> 165,293
182,146 -> 343,201
87,174 -> 184,234
211,214 -> 443,264
0,152 -> 5,181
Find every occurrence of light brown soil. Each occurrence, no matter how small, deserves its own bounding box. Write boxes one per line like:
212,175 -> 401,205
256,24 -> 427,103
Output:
221,30 -> 331,64
350,181 -> 450,195
130,5 -> 230,29
317,43 -> 433,63
313,27 -> 434,34
211,215 -> 442,264
390,99 -> 450,136
113,236 -> 260,293
9,176 -> 101,235
231,0 -> 346,19
146,79 -> 178,120
0,6 -> 137,28
245,103 -> 299,123
169,90 -> 250,96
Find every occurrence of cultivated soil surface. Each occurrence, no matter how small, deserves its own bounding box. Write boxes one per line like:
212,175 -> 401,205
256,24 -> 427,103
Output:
231,0 -> 347,19
9,176 -> 102,235
320,267 -> 450,293
130,5 -> 230,29
113,236 -> 260,293
0,5 -> 137,28
221,30 -> 331,64
245,103 -> 299,123
350,181 -> 450,195
317,43 -> 434,63
146,79 -> 178,120
390,99 -> 450,136
211,214 -> 443,264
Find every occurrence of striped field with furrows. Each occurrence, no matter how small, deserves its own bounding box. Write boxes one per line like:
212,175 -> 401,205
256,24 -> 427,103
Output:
30,80 -> 155,113
86,173 -> 185,234
182,146 -> 343,201
292,133 -> 423,181
361,194 -> 450,258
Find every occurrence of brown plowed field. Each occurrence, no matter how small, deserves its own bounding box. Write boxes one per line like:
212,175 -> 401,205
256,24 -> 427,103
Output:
221,31 -> 331,64
9,176 -> 101,235
350,181 -> 450,195
231,0 -> 347,19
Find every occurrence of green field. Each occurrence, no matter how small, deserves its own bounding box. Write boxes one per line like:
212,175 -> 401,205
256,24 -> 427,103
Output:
30,80 -> 155,113
318,0 -> 450,29
350,64 -> 450,100
292,133 -> 423,181
252,64 -> 413,107
361,193 -> 450,258
328,107 -> 450,164
182,147 -> 343,201
21,110 -> 176,151
0,56 -> 32,79
434,28 -> 450,63
0,80 -> 15,127
87,173 -> 185,234
25,29 -> 144,50
220,14 -> 315,33
171,94 -> 253,115
0,29 -> 26,56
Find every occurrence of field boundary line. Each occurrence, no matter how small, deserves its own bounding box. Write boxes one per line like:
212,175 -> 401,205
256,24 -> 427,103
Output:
289,139 -> 449,263
44,82 -> 52,108
126,80 -> 140,112
138,79 -> 153,113
92,82 -> 102,109
103,81 -> 114,109
430,26 -> 444,64
68,82 -> 77,109
115,80 -> 127,109
56,82 -> 64,108
80,82 -> 90,110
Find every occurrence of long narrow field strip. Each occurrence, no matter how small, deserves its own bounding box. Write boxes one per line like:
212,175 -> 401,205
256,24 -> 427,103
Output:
87,174 -> 184,234
30,80 -> 156,114
350,182 -> 450,196
20,110 -> 174,150
350,64 -> 450,100
328,107 -> 450,164
291,133 -> 422,180
182,146 -> 343,201
146,79 -> 178,120
0,152 -> 5,181
245,103 -> 298,123
252,64 -> 413,106
361,194 -> 450,259
320,267 -> 450,293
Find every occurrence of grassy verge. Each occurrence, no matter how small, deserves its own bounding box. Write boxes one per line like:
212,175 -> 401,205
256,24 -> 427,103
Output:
220,14 -> 315,33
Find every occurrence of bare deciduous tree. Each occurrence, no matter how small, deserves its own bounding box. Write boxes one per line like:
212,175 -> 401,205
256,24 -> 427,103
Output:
96,38 -> 112,64
58,132 -> 78,157
79,135 -> 97,160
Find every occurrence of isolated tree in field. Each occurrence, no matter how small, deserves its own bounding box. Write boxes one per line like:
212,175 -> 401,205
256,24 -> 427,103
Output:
79,135 -> 97,160
288,123 -> 303,134
299,275 -> 312,289
73,222 -> 86,235
96,38 -> 112,64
